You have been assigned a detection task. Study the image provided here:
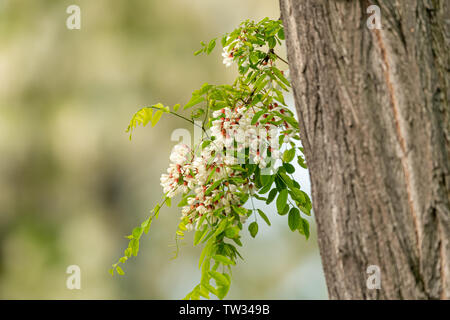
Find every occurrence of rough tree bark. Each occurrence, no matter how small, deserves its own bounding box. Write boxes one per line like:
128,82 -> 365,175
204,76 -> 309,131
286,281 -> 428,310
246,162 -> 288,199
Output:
280,0 -> 449,299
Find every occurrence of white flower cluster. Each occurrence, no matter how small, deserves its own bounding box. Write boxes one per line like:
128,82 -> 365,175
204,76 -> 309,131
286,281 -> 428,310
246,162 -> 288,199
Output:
222,34 -> 247,68
160,102 -> 296,231
160,140 -> 247,231
210,105 -> 280,168
222,46 -> 234,67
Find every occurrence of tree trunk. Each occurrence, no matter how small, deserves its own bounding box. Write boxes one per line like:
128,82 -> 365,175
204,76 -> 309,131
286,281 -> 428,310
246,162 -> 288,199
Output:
280,0 -> 449,299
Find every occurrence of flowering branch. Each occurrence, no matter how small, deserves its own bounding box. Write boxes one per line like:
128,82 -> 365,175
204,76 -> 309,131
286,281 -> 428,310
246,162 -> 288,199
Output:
111,17 -> 311,300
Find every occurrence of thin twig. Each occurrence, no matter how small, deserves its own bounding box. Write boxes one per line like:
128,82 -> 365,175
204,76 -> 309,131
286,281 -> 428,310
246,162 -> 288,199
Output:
274,53 -> 289,65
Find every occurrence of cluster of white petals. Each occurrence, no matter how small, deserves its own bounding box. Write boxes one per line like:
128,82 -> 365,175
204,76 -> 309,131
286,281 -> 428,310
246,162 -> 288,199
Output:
210,103 -> 298,165
222,46 -> 234,67
161,140 -> 247,231
221,35 -> 245,68
160,100 -> 296,231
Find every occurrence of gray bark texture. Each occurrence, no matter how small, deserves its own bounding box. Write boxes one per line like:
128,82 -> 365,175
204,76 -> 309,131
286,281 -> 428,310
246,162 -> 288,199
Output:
280,0 -> 449,299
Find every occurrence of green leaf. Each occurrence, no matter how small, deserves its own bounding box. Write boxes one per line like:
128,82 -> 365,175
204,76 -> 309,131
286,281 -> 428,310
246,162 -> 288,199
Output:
201,229 -> 215,244
299,205 -> 311,216
249,51 -> 260,65
116,266 -> 125,276
298,217 -> 310,239
229,165 -> 247,172
276,189 -> 288,213
212,218 -> 230,238
283,163 -> 295,174
279,204 -> 289,216
209,271 -> 230,286
298,155 -> 308,169
253,73 -> 268,93
198,285 -> 210,299
266,188 -> 277,204
216,284 -> 230,300
279,113 -> 299,129
130,239 -> 139,256
224,226 -> 240,239
274,88 -> 286,105
191,108 -> 205,119
251,110 -> 265,125
206,38 -> 217,54
300,192 -> 312,216
194,227 -> 208,246
257,209 -> 271,226
202,140 -> 212,149
184,95 -> 205,110
182,292 -> 192,300
248,221 -> 258,238
178,195 -> 192,207
272,67 -> 291,87
203,283 -> 219,297
154,203 -> 162,219
126,107 -> 154,139
267,36 -> 276,48
232,237 -> 243,247
178,221 -> 187,231
288,208 -> 300,231
221,34 -> 227,47
132,227 -> 143,239
212,255 -> 235,265
290,187 -> 306,205
277,28 -> 285,40
278,171 -> 294,189
205,180 -> 222,196
151,109 -> 163,127
260,174 -> 274,187
199,240 -> 213,268
282,148 -> 296,163
258,182 -> 272,194
232,205 -> 247,216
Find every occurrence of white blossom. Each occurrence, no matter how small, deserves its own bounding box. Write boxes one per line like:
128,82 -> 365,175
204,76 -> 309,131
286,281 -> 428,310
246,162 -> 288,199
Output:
222,47 -> 233,67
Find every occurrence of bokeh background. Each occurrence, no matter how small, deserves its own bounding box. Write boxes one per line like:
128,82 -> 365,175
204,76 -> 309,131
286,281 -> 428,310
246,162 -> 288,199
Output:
0,0 -> 327,299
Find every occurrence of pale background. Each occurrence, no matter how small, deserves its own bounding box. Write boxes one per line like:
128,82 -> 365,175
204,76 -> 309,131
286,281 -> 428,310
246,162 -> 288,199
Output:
0,0 -> 327,299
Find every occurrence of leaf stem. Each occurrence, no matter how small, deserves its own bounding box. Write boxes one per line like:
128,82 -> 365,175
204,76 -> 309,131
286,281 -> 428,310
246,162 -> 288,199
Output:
274,53 -> 289,65
148,106 -> 210,137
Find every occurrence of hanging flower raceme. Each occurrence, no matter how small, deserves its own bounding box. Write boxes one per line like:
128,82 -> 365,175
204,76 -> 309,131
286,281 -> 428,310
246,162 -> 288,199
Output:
111,17 -> 312,301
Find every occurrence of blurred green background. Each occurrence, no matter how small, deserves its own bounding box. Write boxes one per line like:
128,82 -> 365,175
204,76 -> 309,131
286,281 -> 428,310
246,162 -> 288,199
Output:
0,0 -> 327,299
